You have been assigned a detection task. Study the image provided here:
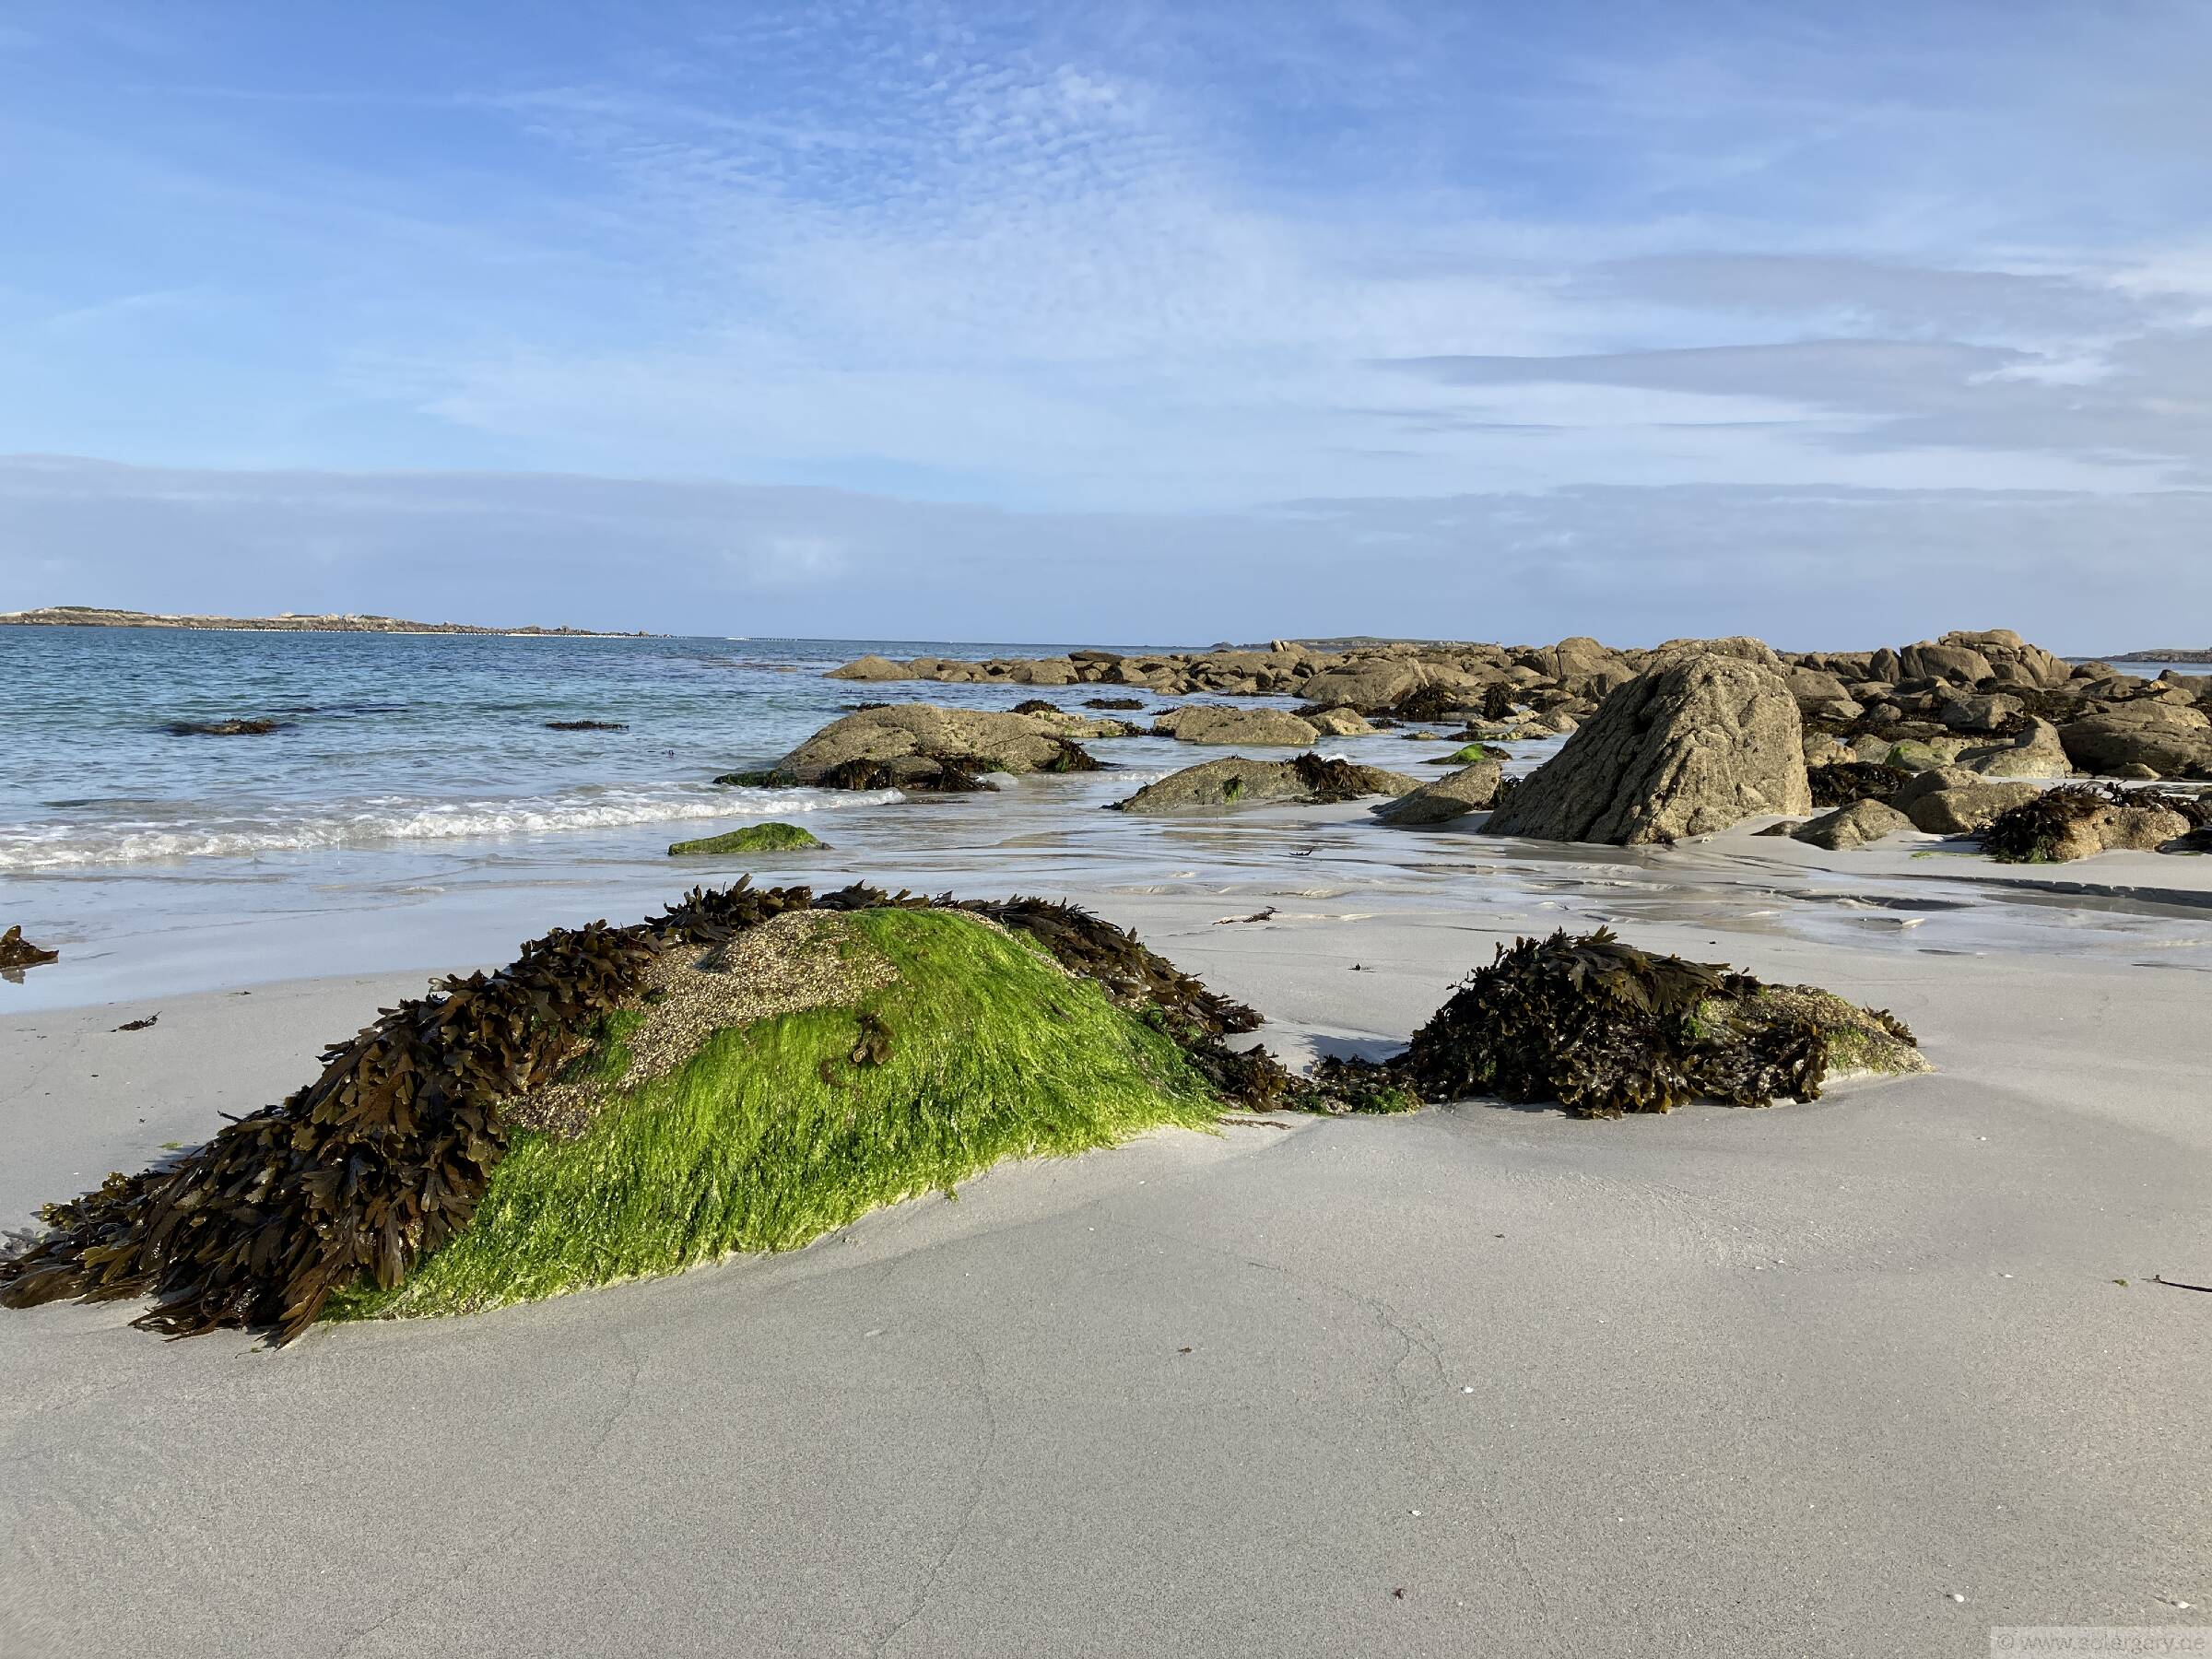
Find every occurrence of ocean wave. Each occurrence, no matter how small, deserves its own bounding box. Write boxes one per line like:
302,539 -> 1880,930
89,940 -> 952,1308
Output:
0,785 -> 901,871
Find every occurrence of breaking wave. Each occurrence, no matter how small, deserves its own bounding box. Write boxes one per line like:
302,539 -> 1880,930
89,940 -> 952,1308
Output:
0,784 -> 900,871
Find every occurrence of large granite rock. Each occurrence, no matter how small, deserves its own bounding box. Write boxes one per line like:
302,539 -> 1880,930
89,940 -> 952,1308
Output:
2059,705 -> 2212,777
1957,717 -> 2072,780
1113,755 -> 1418,813
1150,706 -> 1320,746
775,704 -> 1099,785
1371,759 -> 1504,826
1485,653 -> 1812,844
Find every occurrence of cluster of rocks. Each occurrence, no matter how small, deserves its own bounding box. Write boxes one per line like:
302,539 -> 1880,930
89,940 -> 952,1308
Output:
826,628 -> 2212,782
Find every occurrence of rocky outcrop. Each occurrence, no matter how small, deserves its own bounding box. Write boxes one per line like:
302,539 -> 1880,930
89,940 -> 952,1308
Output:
1112,755 -> 1418,813
762,705 -> 1103,790
823,654 -> 908,682
1792,798 -> 1911,850
1150,706 -> 1320,747
1371,759 -> 1503,826
1305,707 -> 1377,736
2058,705 -> 2212,777
1485,655 -> 1812,844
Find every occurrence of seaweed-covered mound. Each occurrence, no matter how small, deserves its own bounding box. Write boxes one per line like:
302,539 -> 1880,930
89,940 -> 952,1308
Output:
1321,928 -> 1926,1119
668,821 -> 825,856
0,922 -> 656,1341
1112,754 -> 1418,813
338,909 -> 1224,1321
1980,782 -> 2204,863
1809,761 -> 1911,807
1,880 -> 1276,1341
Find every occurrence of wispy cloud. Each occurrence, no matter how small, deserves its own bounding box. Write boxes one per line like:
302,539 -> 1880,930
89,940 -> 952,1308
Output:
3,2 -> 2210,630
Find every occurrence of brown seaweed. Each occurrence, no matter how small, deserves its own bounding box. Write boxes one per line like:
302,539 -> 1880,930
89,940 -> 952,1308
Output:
1,921 -> 656,1341
1809,761 -> 1911,806
0,925 -> 61,971
1320,927 -> 1912,1120
1982,782 -> 2209,863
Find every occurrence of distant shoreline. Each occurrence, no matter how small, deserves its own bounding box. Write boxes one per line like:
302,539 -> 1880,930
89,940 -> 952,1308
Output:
2083,647 -> 2212,665
0,606 -> 653,637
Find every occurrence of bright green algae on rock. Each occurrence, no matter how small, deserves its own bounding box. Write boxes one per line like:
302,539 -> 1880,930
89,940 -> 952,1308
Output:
331,909 -> 1220,1320
668,821 -> 825,855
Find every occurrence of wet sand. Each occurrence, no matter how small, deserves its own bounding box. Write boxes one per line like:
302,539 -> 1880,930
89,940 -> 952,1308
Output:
3,839 -> 2209,1656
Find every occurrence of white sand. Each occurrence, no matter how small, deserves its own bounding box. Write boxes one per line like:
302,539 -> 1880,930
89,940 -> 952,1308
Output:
3,844 -> 2209,1656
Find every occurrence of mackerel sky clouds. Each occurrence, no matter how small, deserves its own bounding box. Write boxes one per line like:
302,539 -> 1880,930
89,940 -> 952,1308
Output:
3,2 -> 2209,642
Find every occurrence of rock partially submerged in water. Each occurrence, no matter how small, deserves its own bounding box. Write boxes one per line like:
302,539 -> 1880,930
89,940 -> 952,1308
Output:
165,717 -> 284,736
0,925 -> 60,971
1324,927 -> 1928,1119
754,704 -> 1108,792
1113,754 -> 1418,813
1371,759 -> 1503,826
546,719 -> 628,732
1486,654 -> 1811,845
668,821 -> 825,856
0,881 -> 1279,1341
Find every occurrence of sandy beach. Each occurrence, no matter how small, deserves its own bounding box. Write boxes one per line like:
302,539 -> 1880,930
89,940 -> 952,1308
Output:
6,831 -> 2207,1658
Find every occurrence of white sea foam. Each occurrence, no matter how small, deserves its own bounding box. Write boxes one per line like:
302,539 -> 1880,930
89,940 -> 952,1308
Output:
0,785 -> 900,870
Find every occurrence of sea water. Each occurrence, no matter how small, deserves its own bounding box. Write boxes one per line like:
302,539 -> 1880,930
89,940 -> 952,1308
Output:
3,628 -> 2206,1010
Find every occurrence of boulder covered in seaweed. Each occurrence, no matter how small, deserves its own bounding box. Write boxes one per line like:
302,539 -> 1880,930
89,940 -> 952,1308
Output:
1347,927 -> 1927,1119
1112,754 -> 1418,813
1981,783 -> 2200,863
771,704 -> 1105,790
0,881 -> 1282,1341
1486,653 -> 1811,845
668,821 -> 825,856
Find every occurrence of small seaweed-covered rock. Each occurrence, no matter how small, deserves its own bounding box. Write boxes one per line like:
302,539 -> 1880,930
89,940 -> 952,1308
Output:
1983,784 -> 2195,863
0,924 -> 61,971
668,822 -> 825,856
1114,754 -> 1418,813
1485,653 -> 1811,844
775,704 -> 1100,788
1385,927 -> 1928,1118
1793,798 -> 1911,851
1150,705 -> 1320,747
1371,759 -> 1503,826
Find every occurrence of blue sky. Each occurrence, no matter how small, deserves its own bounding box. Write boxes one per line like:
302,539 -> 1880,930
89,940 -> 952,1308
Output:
3,1 -> 2209,644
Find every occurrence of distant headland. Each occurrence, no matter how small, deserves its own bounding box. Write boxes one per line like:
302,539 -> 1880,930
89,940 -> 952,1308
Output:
0,605 -> 653,637
2088,646 -> 2212,665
